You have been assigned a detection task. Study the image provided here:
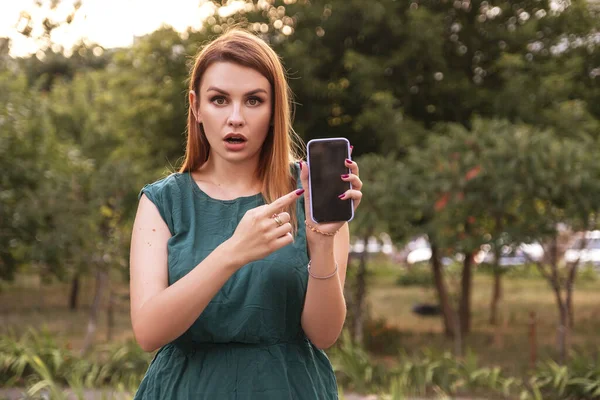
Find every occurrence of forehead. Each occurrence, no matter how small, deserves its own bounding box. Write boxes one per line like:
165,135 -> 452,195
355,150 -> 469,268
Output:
200,62 -> 271,94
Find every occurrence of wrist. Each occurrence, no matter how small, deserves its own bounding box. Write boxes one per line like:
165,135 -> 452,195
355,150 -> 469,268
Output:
217,238 -> 247,272
306,232 -> 335,249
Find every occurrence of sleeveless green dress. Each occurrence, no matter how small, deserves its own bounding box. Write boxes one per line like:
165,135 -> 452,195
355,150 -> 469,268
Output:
133,166 -> 338,399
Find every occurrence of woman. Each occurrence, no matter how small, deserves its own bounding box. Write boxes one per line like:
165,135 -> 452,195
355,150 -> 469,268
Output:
129,29 -> 363,399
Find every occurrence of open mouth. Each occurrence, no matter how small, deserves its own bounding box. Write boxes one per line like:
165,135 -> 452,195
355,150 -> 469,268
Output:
224,133 -> 247,144
225,137 -> 246,143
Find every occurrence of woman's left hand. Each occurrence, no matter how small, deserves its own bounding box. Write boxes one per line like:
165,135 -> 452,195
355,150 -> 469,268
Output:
299,154 -> 362,236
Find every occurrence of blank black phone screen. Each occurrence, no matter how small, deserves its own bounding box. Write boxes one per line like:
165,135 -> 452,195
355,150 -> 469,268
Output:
307,139 -> 353,223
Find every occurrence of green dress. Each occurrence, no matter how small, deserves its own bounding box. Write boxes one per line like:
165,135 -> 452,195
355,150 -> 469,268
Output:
134,166 -> 338,399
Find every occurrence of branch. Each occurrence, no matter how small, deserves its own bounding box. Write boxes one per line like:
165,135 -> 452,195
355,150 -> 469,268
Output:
523,251 -> 553,282
566,216 -> 596,286
566,235 -> 587,285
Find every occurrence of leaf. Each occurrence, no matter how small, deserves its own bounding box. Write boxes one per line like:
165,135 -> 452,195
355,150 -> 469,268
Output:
465,165 -> 481,181
435,193 -> 450,211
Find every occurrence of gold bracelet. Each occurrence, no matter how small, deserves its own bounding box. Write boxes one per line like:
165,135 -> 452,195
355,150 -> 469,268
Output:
305,220 -> 339,236
307,260 -> 338,280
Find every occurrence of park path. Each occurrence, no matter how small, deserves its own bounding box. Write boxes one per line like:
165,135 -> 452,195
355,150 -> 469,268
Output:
0,388 -> 484,400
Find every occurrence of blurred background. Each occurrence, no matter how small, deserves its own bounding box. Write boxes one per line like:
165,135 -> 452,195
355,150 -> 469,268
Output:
1,0 -> 599,399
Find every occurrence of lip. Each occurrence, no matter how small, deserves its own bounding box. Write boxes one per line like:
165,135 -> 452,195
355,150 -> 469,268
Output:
223,132 -> 248,141
223,140 -> 247,152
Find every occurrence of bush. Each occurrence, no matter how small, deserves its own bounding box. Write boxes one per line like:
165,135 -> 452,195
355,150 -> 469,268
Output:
531,350 -> 600,400
329,326 -> 600,399
363,317 -> 404,355
395,266 -> 433,287
0,328 -> 152,392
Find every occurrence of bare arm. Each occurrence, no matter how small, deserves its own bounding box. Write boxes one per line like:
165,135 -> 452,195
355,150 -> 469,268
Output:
300,223 -> 350,349
130,189 -> 303,352
130,194 -> 242,352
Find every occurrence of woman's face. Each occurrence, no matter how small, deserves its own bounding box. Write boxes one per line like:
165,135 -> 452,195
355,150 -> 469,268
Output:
192,61 -> 273,165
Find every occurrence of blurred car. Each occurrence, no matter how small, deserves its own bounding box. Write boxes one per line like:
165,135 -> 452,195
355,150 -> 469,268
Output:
404,237 -> 482,266
481,243 -> 544,266
350,234 -> 393,255
405,236 -> 432,264
405,238 -> 543,266
564,231 -> 600,266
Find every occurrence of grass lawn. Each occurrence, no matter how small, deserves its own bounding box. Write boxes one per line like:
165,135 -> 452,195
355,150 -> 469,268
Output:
0,274 -> 134,348
1,262 -> 599,379
363,260 -> 600,376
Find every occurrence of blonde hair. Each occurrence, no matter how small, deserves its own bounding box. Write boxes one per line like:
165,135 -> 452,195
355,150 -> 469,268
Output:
179,29 -> 304,231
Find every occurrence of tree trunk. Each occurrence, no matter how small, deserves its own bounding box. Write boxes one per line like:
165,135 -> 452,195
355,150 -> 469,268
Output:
352,239 -> 369,345
489,267 -> 502,325
69,273 -> 80,311
556,292 -> 569,365
107,284 -> 115,342
549,236 -> 569,364
81,268 -> 108,355
431,243 -> 456,338
459,252 -> 474,335
566,281 -> 575,329
489,246 -> 503,326
566,257 -> 581,330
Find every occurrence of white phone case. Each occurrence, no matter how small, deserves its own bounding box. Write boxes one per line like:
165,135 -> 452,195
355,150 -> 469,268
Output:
306,137 -> 354,223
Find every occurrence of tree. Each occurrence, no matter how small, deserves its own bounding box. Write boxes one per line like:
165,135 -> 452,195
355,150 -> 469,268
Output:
346,153 -> 408,344
511,131 -> 600,363
0,71 -> 67,282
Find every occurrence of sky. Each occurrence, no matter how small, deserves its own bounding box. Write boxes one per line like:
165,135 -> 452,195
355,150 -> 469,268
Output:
0,0 -> 249,57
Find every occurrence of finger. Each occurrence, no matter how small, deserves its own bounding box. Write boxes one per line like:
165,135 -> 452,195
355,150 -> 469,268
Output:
338,189 -> 362,204
271,230 -> 295,249
264,188 -> 305,216
341,173 -> 363,190
350,145 -> 354,155
271,212 -> 291,227
345,159 -> 359,177
299,160 -> 309,196
270,222 -> 293,240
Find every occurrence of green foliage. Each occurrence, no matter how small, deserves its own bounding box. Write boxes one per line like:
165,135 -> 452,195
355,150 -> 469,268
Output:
1,326 -> 598,398
527,351 -> 600,400
1,3 -> 599,396
0,329 -> 152,392
329,330 -> 389,394
395,266 -> 435,287
478,263 -> 599,282
350,153 -> 409,241
329,327 -> 600,398
0,71 -> 58,281
363,317 -> 405,356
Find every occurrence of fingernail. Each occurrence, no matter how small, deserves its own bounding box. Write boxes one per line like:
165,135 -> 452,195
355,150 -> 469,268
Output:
338,193 -> 345,199
345,159 -> 353,164
296,189 -> 305,196
350,145 -> 354,150
299,161 -> 302,171
341,174 -> 349,178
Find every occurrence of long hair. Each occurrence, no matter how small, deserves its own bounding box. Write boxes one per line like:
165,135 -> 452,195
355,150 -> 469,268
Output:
179,29 -> 304,232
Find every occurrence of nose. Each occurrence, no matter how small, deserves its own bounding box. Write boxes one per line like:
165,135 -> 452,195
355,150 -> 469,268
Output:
227,104 -> 245,129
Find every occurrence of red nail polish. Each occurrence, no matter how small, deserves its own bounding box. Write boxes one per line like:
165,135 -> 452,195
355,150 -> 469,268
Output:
345,159 -> 353,164
296,189 -> 305,195
338,193 -> 345,199
350,145 -> 354,150
299,161 -> 302,171
341,174 -> 349,178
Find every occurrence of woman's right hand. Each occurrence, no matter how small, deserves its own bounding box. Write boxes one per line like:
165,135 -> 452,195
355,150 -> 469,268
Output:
227,188 -> 305,266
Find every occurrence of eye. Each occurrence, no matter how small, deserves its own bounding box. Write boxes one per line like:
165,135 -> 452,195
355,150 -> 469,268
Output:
246,96 -> 263,106
210,96 -> 227,106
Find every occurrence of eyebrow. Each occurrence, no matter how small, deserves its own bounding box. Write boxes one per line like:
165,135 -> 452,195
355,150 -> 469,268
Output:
206,86 -> 268,96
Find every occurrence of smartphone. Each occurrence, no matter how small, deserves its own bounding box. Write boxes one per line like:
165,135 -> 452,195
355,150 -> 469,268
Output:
306,137 -> 354,223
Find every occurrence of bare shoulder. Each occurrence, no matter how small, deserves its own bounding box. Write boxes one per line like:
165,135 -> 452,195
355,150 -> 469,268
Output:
129,186 -> 173,320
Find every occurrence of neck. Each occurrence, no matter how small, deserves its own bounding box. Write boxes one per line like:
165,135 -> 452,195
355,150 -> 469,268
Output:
199,155 -> 262,195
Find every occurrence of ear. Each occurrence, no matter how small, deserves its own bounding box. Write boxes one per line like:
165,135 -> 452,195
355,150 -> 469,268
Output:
189,90 -> 201,123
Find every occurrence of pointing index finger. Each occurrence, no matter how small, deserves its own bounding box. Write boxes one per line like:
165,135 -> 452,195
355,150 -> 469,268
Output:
264,188 -> 305,216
